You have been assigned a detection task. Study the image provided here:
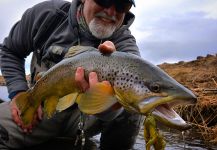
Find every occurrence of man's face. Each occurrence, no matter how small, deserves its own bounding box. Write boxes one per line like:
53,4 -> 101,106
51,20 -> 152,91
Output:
82,0 -> 129,39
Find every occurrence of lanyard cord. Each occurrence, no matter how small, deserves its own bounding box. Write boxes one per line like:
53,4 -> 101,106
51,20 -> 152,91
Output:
74,112 -> 86,149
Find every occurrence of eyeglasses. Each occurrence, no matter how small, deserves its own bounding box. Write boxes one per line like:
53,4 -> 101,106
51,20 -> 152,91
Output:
93,0 -> 132,13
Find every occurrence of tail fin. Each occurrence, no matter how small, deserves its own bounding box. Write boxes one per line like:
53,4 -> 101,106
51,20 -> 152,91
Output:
21,107 -> 37,125
15,92 -> 35,125
15,92 -> 30,113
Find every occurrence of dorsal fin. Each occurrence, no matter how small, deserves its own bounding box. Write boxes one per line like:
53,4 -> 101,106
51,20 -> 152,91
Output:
64,45 -> 96,58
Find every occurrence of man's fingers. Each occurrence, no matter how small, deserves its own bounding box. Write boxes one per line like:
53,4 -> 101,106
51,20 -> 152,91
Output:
98,41 -> 116,54
21,124 -> 33,133
89,72 -> 98,88
37,105 -> 43,120
75,67 -> 110,91
75,67 -> 89,91
11,108 -> 22,126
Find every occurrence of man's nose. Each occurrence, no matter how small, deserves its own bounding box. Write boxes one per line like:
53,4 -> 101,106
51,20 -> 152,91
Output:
104,5 -> 117,16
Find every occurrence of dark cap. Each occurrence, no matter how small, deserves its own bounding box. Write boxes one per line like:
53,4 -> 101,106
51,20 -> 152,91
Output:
128,0 -> 135,7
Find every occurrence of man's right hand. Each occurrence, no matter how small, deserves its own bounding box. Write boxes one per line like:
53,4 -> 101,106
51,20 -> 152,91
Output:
10,93 -> 43,133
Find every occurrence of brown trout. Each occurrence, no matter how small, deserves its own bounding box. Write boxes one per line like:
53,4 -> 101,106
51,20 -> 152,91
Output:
16,46 -> 197,130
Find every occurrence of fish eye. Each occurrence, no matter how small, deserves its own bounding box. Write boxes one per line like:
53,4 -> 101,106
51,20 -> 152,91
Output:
150,83 -> 160,92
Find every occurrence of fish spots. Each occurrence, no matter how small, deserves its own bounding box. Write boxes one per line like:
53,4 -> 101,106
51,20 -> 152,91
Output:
133,83 -> 150,95
98,67 -> 119,83
114,70 -> 119,76
114,73 -> 150,96
114,72 -> 136,91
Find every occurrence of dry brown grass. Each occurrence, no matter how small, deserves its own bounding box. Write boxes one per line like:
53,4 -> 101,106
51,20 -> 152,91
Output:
176,104 -> 217,143
159,54 -> 217,143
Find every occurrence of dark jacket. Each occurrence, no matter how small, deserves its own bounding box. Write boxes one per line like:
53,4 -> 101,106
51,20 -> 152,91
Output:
0,0 -> 140,99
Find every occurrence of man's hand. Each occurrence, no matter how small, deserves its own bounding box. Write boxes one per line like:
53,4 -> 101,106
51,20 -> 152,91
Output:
75,67 -> 111,92
10,93 -> 43,133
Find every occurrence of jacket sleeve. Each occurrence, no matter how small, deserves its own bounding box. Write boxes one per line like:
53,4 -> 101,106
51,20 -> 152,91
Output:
113,29 -> 140,57
0,1 -> 63,99
0,7 -> 36,98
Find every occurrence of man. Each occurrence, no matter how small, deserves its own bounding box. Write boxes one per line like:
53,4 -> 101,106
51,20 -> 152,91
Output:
0,0 -> 142,149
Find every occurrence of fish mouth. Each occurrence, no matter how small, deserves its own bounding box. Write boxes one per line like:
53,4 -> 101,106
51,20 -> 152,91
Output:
152,101 -> 192,130
139,95 -> 197,130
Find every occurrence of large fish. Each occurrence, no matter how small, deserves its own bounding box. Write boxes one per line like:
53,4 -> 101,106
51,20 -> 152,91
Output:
16,46 -> 197,130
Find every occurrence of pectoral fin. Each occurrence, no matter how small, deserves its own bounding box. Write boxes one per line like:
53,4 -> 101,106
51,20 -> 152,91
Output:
44,96 -> 59,118
76,83 -> 117,115
56,93 -> 78,112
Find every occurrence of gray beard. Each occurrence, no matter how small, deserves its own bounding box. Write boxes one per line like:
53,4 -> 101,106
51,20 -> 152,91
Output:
88,18 -> 117,39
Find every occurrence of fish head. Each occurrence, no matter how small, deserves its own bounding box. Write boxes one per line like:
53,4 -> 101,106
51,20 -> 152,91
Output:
114,60 -> 197,130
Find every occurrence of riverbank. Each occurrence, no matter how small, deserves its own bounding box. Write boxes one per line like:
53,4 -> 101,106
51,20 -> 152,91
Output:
159,54 -> 217,144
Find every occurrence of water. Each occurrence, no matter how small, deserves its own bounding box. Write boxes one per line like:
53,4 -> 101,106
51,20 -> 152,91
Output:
90,125 -> 217,150
0,86 -> 9,101
133,125 -> 217,150
91,122 -> 217,149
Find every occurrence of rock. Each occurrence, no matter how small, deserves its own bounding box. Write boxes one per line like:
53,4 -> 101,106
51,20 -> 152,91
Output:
197,56 -> 203,60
